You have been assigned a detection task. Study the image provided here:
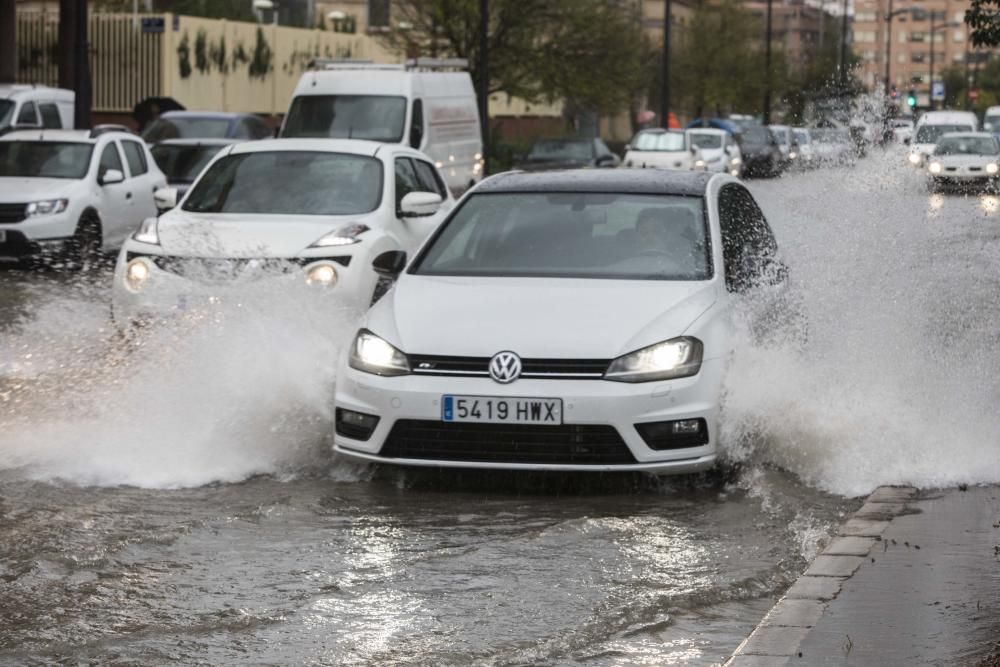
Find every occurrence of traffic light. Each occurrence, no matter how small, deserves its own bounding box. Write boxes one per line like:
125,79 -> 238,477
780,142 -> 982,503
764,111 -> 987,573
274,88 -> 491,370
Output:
907,89 -> 917,108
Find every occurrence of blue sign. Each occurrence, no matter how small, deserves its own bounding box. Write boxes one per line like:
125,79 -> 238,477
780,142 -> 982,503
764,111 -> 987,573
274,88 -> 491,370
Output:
931,81 -> 946,101
141,17 -> 165,33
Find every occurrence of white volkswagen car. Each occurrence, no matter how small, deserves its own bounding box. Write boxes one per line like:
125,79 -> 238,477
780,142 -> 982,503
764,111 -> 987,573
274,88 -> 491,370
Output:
926,132 -> 1000,192
333,170 -> 788,474
0,128 -> 165,267
623,129 -> 704,171
111,139 -> 453,327
688,128 -> 742,176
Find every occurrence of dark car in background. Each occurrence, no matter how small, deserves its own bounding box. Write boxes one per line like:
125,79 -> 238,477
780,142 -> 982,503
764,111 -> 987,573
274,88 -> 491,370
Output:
513,137 -> 621,171
142,111 -> 272,143
736,123 -> 784,177
148,139 -> 237,198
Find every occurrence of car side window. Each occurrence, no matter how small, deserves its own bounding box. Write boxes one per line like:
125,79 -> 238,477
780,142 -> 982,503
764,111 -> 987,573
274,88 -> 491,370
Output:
233,119 -> 254,139
122,140 -> 148,176
413,159 -> 446,198
39,103 -> 62,128
251,117 -> 272,139
718,184 -> 780,292
17,102 -> 39,126
409,99 -> 424,149
394,157 -> 422,210
99,142 -> 125,180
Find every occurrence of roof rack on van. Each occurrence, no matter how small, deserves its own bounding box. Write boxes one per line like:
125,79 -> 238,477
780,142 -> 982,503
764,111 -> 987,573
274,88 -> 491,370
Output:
307,58 -> 405,71
405,58 -> 468,70
89,124 -> 133,138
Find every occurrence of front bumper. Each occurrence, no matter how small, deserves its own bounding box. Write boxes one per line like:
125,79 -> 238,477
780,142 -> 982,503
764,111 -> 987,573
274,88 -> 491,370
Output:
0,212 -> 78,261
333,359 -> 724,474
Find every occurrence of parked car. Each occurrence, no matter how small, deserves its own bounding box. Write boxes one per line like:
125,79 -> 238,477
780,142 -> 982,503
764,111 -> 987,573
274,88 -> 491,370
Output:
513,138 -> 620,171
768,124 -> 799,168
792,128 -> 816,168
926,132 -> 1000,193
983,106 -> 1000,136
0,85 -> 74,134
891,119 -> 914,144
0,128 -> 166,267
332,169 -> 791,474
624,129 -> 703,171
810,128 -> 856,167
281,58 -> 483,194
111,139 -> 454,327
149,139 -> 238,199
736,124 -> 784,177
687,128 -> 742,176
141,111 -> 272,143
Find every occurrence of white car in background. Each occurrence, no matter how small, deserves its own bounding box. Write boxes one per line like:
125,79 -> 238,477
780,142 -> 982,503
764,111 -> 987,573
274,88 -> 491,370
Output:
792,128 -> 816,167
926,132 -> 1000,192
624,129 -> 704,171
0,128 -> 165,267
111,139 -> 454,327
909,112 -> 977,167
0,85 -> 74,133
333,170 -> 791,474
768,124 -> 796,166
891,119 -> 914,144
688,128 -> 742,176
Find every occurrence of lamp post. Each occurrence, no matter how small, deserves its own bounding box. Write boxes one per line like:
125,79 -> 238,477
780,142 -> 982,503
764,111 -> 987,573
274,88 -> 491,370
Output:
928,17 -> 961,109
763,0 -> 772,124
661,0 -> 672,128
885,5 -> 913,94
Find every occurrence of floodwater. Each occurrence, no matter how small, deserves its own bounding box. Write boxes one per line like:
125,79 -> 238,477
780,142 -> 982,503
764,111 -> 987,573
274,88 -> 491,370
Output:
1,149 -> 998,665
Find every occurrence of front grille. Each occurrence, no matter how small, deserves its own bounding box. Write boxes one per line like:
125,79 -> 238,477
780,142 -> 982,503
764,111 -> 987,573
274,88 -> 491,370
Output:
126,253 -> 351,281
408,355 -> 610,379
970,167 -> 983,172
0,203 -> 27,224
379,420 -> 636,465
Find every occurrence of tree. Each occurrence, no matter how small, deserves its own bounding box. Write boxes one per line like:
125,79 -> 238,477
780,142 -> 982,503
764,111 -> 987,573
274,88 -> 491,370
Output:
966,0 -> 1000,47
782,19 -> 862,123
379,0 -> 652,116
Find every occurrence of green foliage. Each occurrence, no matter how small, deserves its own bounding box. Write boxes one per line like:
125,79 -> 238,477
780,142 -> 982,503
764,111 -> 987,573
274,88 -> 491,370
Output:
966,0 -> 1000,47
177,32 -> 192,79
194,29 -> 209,74
233,42 -> 250,67
381,0 -> 650,116
248,27 -> 273,79
210,35 -> 228,74
782,19 -> 863,122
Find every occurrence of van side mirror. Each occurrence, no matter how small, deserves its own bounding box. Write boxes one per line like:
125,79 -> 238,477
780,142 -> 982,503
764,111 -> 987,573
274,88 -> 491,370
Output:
99,168 -> 124,185
595,154 -> 616,167
154,187 -> 178,210
399,191 -> 442,218
372,250 -> 407,277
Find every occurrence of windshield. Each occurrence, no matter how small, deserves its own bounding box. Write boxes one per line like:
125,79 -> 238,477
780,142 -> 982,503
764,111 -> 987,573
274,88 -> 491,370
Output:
151,144 -> 226,183
143,117 -> 233,142
413,192 -> 711,281
631,131 -> 686,152
985,115 -> 1000,129
741,126 -> 773,145
915,124 -> 974,144
183,151 -> 383,215
282,95 -> 407,142
689,133 -> 722,149
934,136 -> 999,156
527,140 -> 592,161
0,100 -> 14,128
0,141 -> 93,179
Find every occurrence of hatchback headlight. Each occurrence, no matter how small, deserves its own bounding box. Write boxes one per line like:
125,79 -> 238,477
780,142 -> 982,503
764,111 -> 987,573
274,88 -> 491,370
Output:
928,162 -> 942,174
132,217 -> 159,245
348,329 -> 410,377
311,223 -> 370,248
25,199 -> 68,217
604,337 -> 703,383
988,163 -> 999,175
124,257 -> 152,292
909,152 -> 922,165
305,262 -> 338,286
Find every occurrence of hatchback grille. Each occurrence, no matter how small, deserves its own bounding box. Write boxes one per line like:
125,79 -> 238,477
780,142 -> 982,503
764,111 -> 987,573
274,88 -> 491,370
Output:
379,420 -> 636,465
126,253 -> 351,281
408,355 -> 609,379
0,203 -> 27,224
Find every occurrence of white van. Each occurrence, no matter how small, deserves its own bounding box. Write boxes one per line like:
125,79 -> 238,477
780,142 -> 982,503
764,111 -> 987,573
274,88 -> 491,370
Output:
280,58 -> 483,194
0,85 -> 75,133
984,106 -> 1000,134
908,110 -> 979,166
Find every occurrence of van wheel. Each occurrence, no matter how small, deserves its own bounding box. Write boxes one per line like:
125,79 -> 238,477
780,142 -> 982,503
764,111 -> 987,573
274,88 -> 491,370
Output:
66,215 -> 103,271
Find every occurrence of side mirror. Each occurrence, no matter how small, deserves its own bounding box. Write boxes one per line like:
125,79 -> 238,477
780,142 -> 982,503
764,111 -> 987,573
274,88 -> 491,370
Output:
372,250 -> 407,277
99,168 -> 124,185
624,144 -> 631,152
154,186 -> 178,210
690,146 -> 697,155
595,154 -> 616,168
399,191 -> 442,218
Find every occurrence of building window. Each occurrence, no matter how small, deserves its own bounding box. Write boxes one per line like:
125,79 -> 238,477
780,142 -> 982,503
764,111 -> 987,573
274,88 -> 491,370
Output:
855,11 -> 877,22
910,31 -> 926,42
912,51 -> 927,63
954,29 -> 965,43
953,52 -> 965,62
368,0 -> 389,29
854,31 -> 876,43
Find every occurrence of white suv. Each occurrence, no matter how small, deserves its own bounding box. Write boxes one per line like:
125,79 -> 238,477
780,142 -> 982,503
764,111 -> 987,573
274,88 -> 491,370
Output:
0,128 -> 166,267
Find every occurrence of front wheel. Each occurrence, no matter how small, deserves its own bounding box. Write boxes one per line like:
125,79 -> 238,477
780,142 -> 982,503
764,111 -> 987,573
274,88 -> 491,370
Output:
66,216 -> 103,271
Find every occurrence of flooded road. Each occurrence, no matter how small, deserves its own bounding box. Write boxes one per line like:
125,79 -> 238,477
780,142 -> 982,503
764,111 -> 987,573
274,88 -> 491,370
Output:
2,150 -> 999,664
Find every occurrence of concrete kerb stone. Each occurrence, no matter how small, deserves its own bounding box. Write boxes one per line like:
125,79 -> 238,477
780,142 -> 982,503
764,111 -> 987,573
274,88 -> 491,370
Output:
726,486 -> 917,662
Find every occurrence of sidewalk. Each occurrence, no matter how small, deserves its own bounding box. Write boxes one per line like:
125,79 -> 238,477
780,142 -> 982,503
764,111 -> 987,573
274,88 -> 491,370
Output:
727,485 -> 1000,665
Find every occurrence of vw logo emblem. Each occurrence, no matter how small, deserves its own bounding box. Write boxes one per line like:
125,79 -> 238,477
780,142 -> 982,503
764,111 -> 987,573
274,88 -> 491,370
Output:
489,351 -> 522,384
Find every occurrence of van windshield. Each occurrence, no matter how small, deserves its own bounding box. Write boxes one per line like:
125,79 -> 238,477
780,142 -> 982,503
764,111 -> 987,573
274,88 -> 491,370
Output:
282,95 -> 407,142
0,101 -> 14,128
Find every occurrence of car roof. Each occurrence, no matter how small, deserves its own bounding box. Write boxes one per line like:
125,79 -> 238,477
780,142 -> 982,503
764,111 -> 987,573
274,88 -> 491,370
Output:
939,132 -> 995,139
151,138 -> 241,147
474,169 -> 716,196
158,111 -> 256,120
688,128 -> 726,135
226,138 -> 392,157
0,129 -> 94,143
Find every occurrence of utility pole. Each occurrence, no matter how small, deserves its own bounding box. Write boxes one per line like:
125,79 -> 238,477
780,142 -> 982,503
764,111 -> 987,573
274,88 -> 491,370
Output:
763,0 -> 772,124
478,0 -> 489,174
0,0 -> 15,83
929,10 -> 936,110
884,0 -> 894,93
661,0 -> 672,128
59,0 -> 92,128
839,0 -> 849,91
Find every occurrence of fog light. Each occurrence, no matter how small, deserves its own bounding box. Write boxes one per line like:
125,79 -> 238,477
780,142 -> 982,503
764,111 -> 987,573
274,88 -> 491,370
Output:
672,419 -> 703,435
305,262 -> 338,286
125,258 -> 151,292
635,418 -> 708,450
335,408 -> 380,441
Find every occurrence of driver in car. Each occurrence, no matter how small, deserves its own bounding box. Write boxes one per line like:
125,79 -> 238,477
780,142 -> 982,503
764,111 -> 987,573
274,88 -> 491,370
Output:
634,207 -> 701,273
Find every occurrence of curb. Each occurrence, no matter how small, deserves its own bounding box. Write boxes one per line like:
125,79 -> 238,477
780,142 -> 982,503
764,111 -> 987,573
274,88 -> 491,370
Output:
724,485 -> 919,666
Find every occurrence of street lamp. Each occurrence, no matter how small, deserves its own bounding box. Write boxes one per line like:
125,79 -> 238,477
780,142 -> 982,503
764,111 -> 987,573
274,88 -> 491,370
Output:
928,17 -> 961,109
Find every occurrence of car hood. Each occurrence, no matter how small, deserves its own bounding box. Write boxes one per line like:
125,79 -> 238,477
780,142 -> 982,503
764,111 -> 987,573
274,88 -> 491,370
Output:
0,178 -> 79,202
374,276 -> 719,359
625,150 -> 695,168
514,158 -> 591,172
155,210 -> 370,257
912,143 -> 936,155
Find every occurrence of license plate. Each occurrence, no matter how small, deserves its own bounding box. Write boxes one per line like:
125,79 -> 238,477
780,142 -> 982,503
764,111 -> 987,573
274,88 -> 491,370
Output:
442,395 -> 563,425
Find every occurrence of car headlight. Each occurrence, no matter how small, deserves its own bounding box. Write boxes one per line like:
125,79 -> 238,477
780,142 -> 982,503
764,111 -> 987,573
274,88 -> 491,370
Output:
988,163 -> 999,175
25,199 -> 68,217
305,261 -> 338,286
124,257 -> 152,292
348,329 -> 410,377
132,217 -> 159,245
730,156 -> 741,165
908,152 -> 922,165
604,337 -> 703,383
694,159 -> 705,169
310,223 -> 370,248
789,151 -> 798,159
928,162 -> 943,174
